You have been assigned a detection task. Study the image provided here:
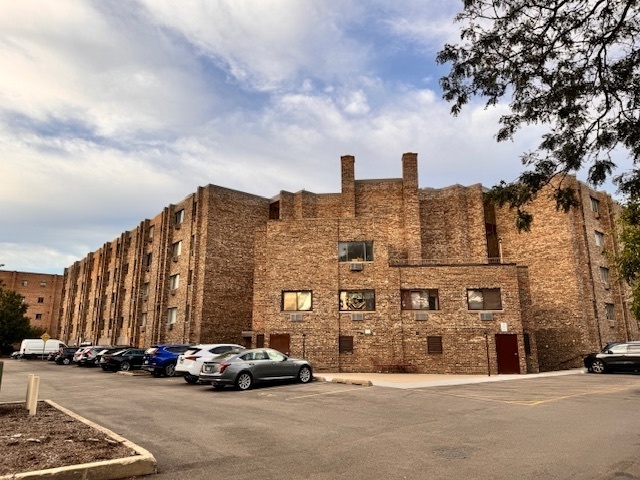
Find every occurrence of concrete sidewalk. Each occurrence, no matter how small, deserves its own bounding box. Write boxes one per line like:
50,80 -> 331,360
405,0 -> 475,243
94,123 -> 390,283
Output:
315,368 -> 586,388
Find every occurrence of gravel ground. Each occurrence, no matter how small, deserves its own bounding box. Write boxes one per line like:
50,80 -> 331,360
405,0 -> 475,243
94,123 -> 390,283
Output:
0,401 -> 137,476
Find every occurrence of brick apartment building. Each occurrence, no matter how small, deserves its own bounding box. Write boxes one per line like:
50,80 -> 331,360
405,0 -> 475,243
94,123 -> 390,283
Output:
0,270 -> 63,336
57,152 -> 638,373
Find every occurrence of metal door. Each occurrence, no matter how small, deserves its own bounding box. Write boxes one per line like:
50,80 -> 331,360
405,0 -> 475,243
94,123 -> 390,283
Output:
269,334 -> 290,356
495,334 -> 520,374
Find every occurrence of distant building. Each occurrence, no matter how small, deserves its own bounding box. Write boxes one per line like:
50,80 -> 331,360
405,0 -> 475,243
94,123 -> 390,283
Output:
0,270 -> 63,337
57,152 -> 638,373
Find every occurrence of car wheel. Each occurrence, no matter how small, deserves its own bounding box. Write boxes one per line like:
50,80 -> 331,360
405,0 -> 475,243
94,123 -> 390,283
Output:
298,366 -> 312,383
120,361 -> 131,372
152,370 -> 163,377
62,358 -> 71,365
101,366 -> 108,371
164,363 -> 176,377
235,372 -> 253,390
184,375 -> 198,384
591,359 -> 607,374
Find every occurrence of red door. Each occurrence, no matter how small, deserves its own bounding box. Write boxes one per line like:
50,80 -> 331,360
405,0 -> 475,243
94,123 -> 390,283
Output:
495,334 -> 520,374
269,334 -> 290,356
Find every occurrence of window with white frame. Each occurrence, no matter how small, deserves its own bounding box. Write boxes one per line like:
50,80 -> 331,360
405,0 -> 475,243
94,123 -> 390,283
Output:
175,209 -> 185,224
339,290 -> 375,311
172,241 -> 182,257
467,288 -> 502,310
338,241 -> 373,262
595,231 -> 605,247
167,307 -> 178,324
599,267 -> 610,284
282,291 -> 312,311
170,274 -> 180,290
401,289 -> 439,310
590,197 -> 600,213
140,313 -> 147,326
21,280 -> 27,286
40,281 -> 46,287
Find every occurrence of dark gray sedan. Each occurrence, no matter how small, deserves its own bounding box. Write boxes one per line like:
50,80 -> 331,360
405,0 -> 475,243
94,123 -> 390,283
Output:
199,348 -> 313,390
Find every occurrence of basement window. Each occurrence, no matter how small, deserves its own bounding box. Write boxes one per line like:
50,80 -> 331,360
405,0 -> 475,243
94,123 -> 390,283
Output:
427,336 -> 443,354
339,290 -> 375,311
467,289 -> 502,310
338,241 -> 373,262
339,336 -> 354,354
401,289 -> 439,310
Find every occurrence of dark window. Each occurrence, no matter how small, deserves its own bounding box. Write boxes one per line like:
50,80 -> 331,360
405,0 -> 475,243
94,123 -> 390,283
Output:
282,291 -> 312,311
37,297 -> 44,303
524,333 -> 531,355
339,290 -> 375,311
35,314 -> 42,320
256,334 -> 265,348
605,303 -> 615,320
590,197 -> 600,213
427,336 -> 443,354
145,252 -> 153,268
339,336 -> 354,354
467,289 -> 502,310
401,289 -> 439,310
338,241 -> 373,262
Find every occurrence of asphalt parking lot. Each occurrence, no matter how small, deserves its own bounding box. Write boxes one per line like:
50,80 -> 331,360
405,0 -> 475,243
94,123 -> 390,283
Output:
2,360 -> 640,480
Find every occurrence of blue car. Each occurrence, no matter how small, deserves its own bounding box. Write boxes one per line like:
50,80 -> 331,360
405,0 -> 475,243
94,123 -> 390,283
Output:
142,344 -> 193,377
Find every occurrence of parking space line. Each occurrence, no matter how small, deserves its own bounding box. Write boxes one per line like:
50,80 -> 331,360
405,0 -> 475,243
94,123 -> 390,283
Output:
287,386 -> 372,400
415,385 -> 636,406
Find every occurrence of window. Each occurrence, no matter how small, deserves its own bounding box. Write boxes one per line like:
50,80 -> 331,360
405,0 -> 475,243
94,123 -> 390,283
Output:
595,231 -> 605,247
523,333 -> 531,355
467,289 -> 502,310
167,307 -> 178,324
172,241 -> 182,257
605,303 -> 615,320
175,209 -> 185,224
170,274 -> 180,290
21,280 -> 27,286
140,313 -> 147,326
590,197 -> 600,213
148,225 -> 154,240
339,336 -> 354,353
339,290 -> 375,311
338,241 -> 373,262
599,267 -> 610,284
427,336 -> 443,354
401,289 -> 439,310
35,314 -> 42,320
142,283 -> 149,296
40,281 -> 46,287
282,291 -> 312,311
37,297 -> 44,303
188,269 -> 193,285
145,252 -> 153,268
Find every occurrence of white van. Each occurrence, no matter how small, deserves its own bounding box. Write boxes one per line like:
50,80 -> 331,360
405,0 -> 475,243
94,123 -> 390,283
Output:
19,339 -> 66,359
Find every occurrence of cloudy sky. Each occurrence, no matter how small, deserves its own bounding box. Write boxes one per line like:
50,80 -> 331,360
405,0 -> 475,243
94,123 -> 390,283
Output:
0,0 -> 607,275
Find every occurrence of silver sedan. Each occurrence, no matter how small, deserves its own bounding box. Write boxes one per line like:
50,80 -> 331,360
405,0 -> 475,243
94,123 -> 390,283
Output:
199,348 -> 313,390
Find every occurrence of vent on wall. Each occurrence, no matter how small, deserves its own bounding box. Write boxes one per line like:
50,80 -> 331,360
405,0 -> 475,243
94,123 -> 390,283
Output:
479,311 -> 494,321
351,313 -> 364,321
350,263 -> 363,271
414,312 -> 428,321
290,313 -> 304,322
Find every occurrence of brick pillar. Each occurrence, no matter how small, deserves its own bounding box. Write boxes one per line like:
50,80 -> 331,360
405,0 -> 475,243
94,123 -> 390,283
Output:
341,155 -> 356,218
402,152 -> 422,261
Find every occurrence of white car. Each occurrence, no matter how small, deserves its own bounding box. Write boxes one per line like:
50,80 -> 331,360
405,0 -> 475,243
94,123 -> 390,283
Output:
175,344 -> 245,384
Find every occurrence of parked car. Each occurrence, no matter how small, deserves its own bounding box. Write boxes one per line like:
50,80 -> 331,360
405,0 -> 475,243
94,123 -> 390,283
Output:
199,348 -> 313,390
76,345 -> 113,367
584,341 -> 640,373
47,350 -> 59,361
55,347 -> 80,365
100,348 -> 146,372
10,351 -> 21,359
73,346 -> 92,363
175,344 -> 245,384
142,344 -> 193,377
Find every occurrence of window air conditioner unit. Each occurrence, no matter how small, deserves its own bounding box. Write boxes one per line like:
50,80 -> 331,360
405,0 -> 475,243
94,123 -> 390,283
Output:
174,224 -> 181,230
479,311 -> 494,321
139,326 -> 145,333
145,267 -> 150,272
351,313 -> 364,321
167,324 -> 174,331
172,256 -> 179,262
170,289 -> 177,296
603,283 -> 611,290
350,263 -> 364,271
414,312 -> 428,321
147,237 -> 153,243
290,313 -> 304,322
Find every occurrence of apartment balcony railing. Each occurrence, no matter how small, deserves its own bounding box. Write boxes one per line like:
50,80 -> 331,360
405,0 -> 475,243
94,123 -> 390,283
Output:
389,257 -> 514,267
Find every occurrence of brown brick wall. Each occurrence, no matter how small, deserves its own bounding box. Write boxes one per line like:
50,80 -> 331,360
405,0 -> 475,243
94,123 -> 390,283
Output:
0,270 -> 63,337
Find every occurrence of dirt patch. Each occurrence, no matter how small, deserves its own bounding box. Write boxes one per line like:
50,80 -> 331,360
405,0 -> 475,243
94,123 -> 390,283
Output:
0,401 -> 138,476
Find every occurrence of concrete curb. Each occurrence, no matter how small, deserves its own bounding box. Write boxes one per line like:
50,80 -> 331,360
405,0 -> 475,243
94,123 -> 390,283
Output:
0,399 -> 157,480
314,376 -> 373,386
